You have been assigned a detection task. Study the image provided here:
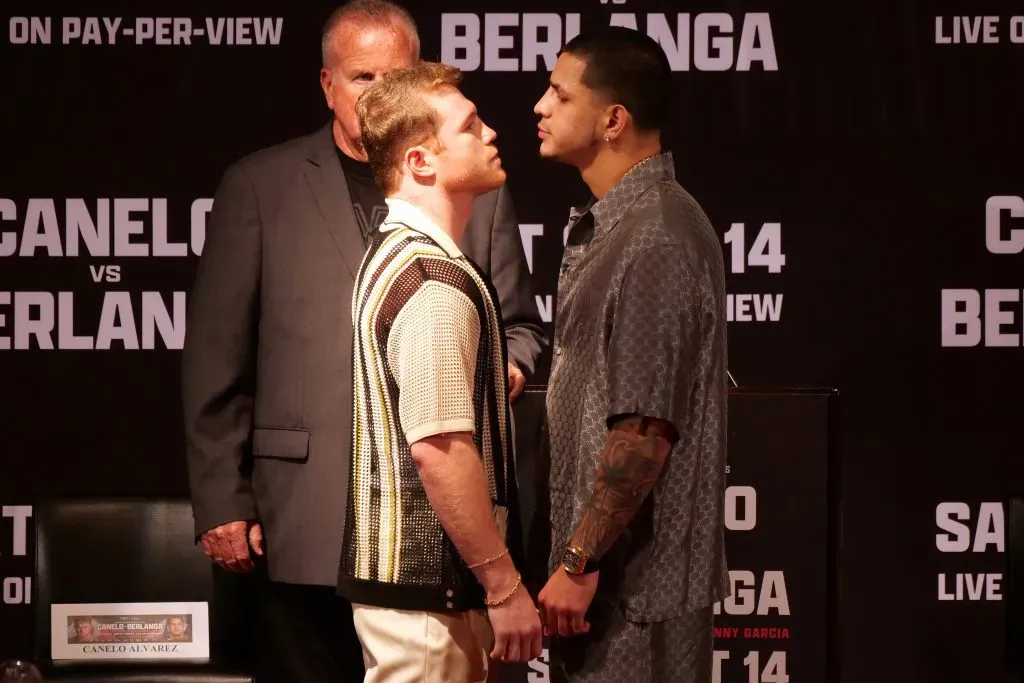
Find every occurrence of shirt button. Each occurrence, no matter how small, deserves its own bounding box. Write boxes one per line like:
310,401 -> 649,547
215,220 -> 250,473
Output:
446,601 -> 454,609
446,589 -> 454,598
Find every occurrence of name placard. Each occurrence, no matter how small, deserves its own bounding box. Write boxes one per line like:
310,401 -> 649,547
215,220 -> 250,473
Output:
51,602 -> 209,661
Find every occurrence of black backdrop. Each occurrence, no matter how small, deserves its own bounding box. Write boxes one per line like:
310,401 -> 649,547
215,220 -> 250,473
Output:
1,1 -> 1022,680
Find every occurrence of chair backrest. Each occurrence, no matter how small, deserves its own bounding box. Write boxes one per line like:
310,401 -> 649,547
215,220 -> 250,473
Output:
34,497 -> 257,667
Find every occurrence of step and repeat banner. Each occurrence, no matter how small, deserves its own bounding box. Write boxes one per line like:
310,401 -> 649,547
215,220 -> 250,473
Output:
1,0 -> 1023,681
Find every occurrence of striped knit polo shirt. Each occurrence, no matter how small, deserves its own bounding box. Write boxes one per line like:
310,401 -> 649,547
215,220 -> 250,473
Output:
337,197 -> 513,612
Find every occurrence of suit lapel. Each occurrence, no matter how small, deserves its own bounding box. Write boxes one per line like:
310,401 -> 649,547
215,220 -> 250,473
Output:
303,125 -> 365,278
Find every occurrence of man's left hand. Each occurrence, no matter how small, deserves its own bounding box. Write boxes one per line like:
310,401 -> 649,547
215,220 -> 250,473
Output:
508,362 -> 526,402
538,567 -> 599,637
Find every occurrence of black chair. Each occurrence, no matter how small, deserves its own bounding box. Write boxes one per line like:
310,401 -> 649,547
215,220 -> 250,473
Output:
33,497 -> 257,682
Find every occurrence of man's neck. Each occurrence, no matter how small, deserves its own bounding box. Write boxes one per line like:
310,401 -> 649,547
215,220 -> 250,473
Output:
580,138 -> 662,200
333,119 -> 368,162
391,188 -> 474,245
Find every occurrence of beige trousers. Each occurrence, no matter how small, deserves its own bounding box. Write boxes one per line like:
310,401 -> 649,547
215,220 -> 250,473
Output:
351,603 -> 496,683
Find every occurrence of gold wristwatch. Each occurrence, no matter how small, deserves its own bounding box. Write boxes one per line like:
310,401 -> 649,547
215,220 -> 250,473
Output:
561,545 -> 596,575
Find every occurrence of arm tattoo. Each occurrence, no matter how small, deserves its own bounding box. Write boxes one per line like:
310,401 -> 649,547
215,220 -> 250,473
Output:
570,415 -> 678,559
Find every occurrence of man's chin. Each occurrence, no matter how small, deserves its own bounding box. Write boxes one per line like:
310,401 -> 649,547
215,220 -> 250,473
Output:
537,143 -> 568,163
478,175 -> 505,194
457,171 -> 505,196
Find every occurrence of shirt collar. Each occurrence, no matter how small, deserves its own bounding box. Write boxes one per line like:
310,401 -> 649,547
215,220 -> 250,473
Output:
572,151 -> 676,238
381,197 -> 463,258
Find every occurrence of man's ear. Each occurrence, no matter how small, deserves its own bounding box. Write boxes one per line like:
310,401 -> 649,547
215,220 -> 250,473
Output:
601,104 -> 630,143
404,144 -> 436,182
319,68 -> 334,108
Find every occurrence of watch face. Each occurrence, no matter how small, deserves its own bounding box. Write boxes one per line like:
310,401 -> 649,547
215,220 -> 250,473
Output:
562,548 -> 584,574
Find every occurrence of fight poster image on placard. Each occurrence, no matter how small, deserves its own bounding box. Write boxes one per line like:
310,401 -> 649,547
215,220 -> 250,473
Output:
51,602 -> 209,661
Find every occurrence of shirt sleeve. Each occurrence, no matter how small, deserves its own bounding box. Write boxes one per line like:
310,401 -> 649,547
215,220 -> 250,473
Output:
387,279 -> 481,444
606,244 -> 699,434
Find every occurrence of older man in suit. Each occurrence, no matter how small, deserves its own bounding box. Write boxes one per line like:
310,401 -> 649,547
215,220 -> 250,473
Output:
180,2 -> 546,682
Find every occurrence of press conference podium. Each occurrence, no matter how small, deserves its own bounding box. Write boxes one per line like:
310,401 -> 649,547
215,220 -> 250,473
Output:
504,386 -> 839,683
33,498 -> 256,682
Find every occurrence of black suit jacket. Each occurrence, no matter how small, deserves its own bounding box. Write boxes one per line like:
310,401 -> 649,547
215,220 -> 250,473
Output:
182,124 -> 546,587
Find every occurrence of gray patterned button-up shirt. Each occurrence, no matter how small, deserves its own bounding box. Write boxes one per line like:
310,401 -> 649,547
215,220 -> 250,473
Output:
546,152 -> 730,621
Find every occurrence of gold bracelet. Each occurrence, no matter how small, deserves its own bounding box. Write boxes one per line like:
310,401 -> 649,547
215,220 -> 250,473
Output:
468,547 -> 509,569
485,572 -> 521,607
